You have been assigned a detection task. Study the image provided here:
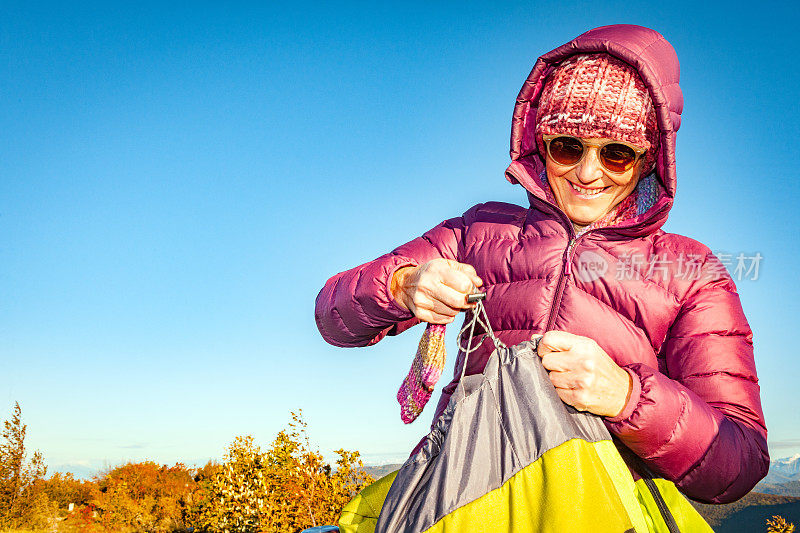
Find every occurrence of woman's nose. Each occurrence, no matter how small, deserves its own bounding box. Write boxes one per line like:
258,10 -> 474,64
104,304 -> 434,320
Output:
575,147 -> 604,183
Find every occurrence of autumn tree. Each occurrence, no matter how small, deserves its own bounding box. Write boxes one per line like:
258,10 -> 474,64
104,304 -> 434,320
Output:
194,410 -> 373,533
0,404 -> 374,532
260,412 -> 373,530
0,402 -> 49,529
192,435 -> 269,532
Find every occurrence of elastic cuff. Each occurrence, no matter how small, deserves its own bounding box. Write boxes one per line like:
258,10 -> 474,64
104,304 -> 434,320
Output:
383,259 -> 419,317
605,366 -> 642,424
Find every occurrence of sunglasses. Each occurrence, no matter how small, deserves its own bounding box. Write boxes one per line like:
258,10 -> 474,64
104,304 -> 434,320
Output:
542,134 -> 647,174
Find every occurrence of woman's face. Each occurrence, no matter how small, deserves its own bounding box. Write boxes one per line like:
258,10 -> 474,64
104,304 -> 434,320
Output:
545,136 -> 643,226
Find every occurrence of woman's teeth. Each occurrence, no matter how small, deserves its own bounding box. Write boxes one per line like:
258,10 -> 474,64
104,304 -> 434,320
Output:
570,182 -> 606,197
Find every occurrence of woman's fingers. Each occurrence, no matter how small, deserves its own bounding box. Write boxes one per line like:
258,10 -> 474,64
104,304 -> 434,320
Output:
548,369 -> 595,390
421,259 -> 483,304
432,281 -> 476,311
554,388 -> 589,412
401,258 -> 484,323
412,291 -> 461,318
540,352 -> 573,373
414,310 -> 459,325
446,260 -> 483,289
409,295 -> 461,324
536,329 -> 630,417
546,370 -> 572,389
438,265 -> 482,302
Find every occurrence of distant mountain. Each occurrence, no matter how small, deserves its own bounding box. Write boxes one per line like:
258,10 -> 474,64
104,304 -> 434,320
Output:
756,480 -> 800,497
692,457 -> 800,531
361,463 -> 402,480
692,492 -> 800,532
50,463 -> 98,480
769,454 -> 800,481
755,454 -> 800,495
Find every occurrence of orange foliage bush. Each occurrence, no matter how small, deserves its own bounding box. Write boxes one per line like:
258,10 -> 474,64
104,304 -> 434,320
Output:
193,410 -> 373,533
767,515 -> 797,533
92,461 -> 197,532
1,404 -> 372,532
38,471 -> 97,509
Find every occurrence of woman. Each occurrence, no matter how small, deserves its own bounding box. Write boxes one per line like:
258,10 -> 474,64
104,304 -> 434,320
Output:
315,24 -> 768,504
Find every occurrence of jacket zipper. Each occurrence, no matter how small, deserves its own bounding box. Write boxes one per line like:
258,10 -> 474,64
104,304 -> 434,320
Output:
505,164 -> 590,332
544,235 -> 579,331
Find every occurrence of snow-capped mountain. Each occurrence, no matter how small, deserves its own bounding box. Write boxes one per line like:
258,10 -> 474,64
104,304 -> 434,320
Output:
772,453 -> 800,477
762,453 -> 800,485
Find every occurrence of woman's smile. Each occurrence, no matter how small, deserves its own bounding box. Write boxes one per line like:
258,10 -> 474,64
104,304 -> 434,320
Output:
545,136 -> 643,225
566,181 -> 611,199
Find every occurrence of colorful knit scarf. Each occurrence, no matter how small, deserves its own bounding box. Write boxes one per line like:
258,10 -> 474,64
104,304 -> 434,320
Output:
534,168 -> 661,236
397,323 -> 447,424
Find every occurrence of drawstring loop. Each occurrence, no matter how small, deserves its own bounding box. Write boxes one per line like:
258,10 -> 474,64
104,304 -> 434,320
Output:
457,298 -> 504,381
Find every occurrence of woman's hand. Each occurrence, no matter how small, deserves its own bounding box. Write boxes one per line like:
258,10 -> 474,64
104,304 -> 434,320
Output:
536,330 -> 632,418
390,259 -> 483,324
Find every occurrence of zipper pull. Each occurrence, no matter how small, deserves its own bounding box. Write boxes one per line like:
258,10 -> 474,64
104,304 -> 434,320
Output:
565,238 -> 577,277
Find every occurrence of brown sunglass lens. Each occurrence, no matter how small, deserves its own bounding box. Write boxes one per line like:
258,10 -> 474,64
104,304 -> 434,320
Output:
600,143 -> 637,173
549,137 -> 584,165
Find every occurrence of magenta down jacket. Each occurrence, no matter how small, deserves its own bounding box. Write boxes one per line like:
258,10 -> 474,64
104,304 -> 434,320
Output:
315,24 -> 768,504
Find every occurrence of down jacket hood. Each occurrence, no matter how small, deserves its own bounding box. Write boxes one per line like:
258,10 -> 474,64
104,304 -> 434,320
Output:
505,24 -> 683,239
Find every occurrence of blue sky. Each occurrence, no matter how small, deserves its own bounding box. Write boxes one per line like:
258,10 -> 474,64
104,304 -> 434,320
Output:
2,1 -> 798,476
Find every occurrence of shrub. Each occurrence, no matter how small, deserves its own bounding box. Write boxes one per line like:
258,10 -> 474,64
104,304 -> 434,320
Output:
193,411 -> 373,533
92,461 -> 197,532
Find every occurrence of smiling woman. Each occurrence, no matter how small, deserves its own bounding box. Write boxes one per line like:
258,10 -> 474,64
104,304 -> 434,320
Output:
315,23 -> 768,532
544,134 -> 644,225
536,52 -> 660,231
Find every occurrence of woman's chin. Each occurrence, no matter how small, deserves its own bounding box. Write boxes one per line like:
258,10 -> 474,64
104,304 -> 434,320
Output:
564,205 -> 605,226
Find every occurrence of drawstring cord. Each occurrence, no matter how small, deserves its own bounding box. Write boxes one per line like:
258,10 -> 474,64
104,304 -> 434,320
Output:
397,292 -> 506,423
457,298 -> 505,381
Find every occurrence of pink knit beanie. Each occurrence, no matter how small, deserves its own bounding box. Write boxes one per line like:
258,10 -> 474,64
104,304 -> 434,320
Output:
535,53 -> 659,174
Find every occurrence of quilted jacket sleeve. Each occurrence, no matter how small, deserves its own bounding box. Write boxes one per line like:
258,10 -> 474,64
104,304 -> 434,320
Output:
604,254 -> 769,504
314,207 -> 474,347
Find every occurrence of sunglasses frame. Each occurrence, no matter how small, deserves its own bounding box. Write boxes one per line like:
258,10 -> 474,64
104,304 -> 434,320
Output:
542,134 -> 647,175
